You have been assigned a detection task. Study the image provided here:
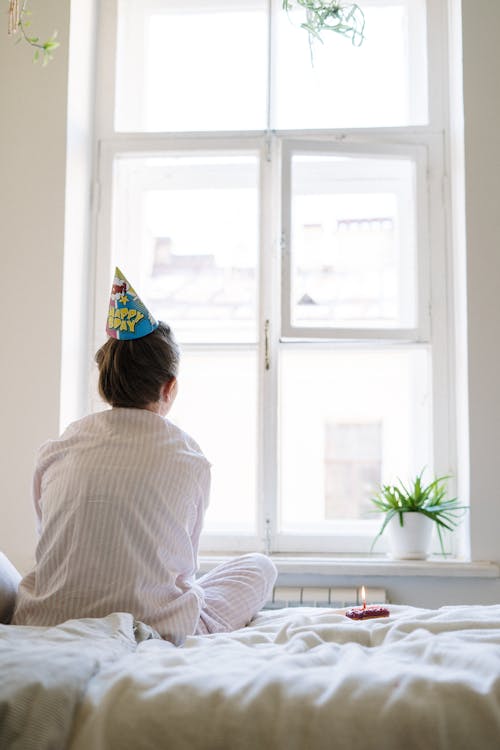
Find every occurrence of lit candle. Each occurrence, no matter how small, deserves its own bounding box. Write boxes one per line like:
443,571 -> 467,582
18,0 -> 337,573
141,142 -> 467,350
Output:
345,586 -> 390,620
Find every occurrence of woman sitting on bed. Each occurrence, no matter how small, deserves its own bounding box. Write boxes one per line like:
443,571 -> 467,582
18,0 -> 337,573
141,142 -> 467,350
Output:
12,268 -> 277,644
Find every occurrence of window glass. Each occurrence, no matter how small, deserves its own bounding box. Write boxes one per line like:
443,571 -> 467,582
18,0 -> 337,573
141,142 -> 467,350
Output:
172,349 -> 258,533
324,422 -> 382,520
273,0 -> 428,128
289,153 -> 417,329
115,0 -> 268,131
112,154 -> 259,343
279,346 -> 431,530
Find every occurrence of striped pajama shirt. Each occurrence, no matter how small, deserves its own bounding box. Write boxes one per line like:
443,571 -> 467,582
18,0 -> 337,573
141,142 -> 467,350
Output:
12,408 -> 277,644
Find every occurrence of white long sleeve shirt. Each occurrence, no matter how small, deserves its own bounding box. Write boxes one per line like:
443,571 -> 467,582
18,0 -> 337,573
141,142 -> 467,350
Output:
12,408 -> 211,643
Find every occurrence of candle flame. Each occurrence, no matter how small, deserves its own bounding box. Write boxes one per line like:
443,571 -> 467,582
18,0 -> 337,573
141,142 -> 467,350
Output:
361,585 -> 366,609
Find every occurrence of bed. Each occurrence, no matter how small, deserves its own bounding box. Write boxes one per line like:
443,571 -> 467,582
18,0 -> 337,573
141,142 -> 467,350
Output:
2,602 -> 500,750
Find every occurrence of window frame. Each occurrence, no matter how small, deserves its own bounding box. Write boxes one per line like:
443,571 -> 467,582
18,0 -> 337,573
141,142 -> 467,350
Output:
91,0 -> 458,557
280,138 -> 431,341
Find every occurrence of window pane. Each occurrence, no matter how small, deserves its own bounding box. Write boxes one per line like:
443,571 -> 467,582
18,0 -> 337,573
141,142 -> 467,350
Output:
112,154 -> 259,343
116,0 -> 268,132
279,346 -> 431,530
172,349 -> 258,533
324,422 -> 382,520
289,153 -> 417,329
273,0 -> 428,128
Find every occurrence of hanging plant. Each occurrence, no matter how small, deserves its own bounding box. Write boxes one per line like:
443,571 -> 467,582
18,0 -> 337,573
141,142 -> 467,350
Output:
8,0 -> 59,64
282,1 -> 365,48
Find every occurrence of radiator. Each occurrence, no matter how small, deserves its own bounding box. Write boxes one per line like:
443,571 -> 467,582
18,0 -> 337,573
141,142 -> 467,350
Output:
265,586 -> 388,609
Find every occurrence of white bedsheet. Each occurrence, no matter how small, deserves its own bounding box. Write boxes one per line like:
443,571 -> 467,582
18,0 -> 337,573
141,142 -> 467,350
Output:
0,612 -> 142,750
69,604 -> 500,750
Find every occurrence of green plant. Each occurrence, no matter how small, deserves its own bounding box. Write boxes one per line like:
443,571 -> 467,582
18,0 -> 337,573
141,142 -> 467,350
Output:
370,470 -> 468,557
8,0 -> 59,65
282,1 -> 365,48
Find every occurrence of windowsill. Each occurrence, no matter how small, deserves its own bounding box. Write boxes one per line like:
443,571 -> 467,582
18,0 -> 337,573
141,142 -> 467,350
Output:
198,554 -> 500,578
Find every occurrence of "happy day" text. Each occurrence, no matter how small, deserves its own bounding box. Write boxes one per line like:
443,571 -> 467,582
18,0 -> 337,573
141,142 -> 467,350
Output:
108,306 -> 145,333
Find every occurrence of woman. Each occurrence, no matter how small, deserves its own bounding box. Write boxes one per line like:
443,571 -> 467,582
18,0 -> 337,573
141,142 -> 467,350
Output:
12,269 -> 277,643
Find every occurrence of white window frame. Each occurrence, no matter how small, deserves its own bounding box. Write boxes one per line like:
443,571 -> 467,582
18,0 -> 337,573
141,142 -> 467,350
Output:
91,0 -> 458,557
280,138 -> 431,341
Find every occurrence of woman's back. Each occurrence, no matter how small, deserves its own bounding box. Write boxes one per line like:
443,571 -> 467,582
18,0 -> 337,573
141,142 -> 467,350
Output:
12,408 -> 210,643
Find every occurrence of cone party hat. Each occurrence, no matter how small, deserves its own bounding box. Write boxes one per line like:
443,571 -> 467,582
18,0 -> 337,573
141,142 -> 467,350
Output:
106,267 -> 158,340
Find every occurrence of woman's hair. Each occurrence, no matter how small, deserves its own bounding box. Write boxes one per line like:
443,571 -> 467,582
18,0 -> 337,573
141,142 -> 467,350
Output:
95,321 -> 180,408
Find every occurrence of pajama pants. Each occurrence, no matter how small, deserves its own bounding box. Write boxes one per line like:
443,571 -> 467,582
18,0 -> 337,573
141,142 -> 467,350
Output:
195,553 -> 277,635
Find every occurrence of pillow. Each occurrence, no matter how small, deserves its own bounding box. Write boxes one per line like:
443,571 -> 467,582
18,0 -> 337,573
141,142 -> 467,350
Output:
0,552 -> 21,624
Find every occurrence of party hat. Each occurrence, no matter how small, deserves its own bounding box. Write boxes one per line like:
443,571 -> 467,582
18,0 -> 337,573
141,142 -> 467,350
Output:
106,267 -> 158,340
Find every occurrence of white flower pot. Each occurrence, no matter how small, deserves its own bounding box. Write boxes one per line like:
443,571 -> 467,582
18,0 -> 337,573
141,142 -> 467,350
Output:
387,512 -> 434,560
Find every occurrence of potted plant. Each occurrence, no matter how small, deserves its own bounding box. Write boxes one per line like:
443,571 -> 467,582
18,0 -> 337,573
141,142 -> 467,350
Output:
370,470 -> 467,560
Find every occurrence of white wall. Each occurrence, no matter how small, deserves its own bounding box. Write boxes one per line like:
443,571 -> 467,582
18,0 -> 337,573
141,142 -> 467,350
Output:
461,0 -> 500,564
0,1 -> 70,572
0,0 -> 499,606
0,0 -> 96,573
60,0 -> 98,430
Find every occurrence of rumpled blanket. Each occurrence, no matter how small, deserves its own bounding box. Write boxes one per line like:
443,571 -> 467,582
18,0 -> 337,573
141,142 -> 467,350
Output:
0,612 -> 158,750
68,604 -> 500,750
4,605 -> 500,750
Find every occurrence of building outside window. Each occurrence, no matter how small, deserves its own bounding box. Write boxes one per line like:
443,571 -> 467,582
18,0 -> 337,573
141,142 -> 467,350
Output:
324,422 -> 382,521
92,0 -> 455,555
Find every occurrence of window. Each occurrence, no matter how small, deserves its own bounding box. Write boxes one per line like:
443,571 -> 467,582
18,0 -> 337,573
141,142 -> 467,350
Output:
93,0 -> 453,555
324,422 -> 382,521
